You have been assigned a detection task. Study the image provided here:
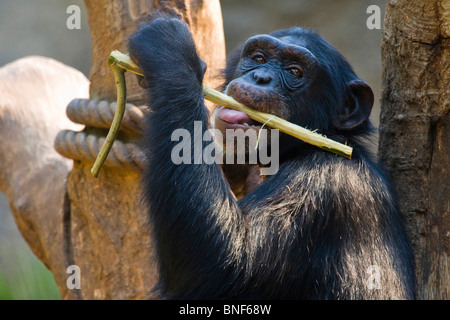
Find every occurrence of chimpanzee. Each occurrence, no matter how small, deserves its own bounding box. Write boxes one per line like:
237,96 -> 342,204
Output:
128,14 -> 415,299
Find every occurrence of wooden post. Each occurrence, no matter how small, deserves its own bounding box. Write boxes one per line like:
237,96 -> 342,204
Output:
379,0 -> 450,299
61,0 -> 225,299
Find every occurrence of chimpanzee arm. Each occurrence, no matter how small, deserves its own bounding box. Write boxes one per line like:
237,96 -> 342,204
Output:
128,16 -> 246,298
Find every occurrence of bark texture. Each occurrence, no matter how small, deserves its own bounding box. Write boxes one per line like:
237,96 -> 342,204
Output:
85,0 -> 225,102
380,0 -> 450,299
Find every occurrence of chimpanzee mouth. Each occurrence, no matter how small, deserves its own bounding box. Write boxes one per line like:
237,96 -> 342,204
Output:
216,107 -> 262,129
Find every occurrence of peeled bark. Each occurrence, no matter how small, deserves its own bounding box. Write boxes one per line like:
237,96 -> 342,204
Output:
380,0 -> 450,299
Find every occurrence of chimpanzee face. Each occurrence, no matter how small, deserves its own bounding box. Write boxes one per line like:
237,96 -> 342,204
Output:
226,34 -> 320,120
128,19 -> 374,160
214,27 -> 374,159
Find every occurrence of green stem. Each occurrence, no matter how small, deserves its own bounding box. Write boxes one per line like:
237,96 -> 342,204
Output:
90,58 -> 127,177
202,86 -> 353,159
91,50 -> 354,177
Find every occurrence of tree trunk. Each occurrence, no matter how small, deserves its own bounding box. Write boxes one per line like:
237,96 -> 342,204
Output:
380,0 -> 450,299
60,0 -> 225,299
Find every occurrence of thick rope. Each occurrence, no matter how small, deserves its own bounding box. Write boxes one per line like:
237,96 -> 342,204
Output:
54,98 -> 147,171
66,99 -> 146,134
55,129 -> 145,171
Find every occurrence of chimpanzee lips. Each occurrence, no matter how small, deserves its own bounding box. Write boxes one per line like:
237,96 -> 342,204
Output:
217,107 -> 260,127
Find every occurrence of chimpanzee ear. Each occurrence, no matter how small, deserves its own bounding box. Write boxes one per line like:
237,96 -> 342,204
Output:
334,79 -> 374,131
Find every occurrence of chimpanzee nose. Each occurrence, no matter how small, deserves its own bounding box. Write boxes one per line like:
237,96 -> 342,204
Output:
253,69 -> 272,85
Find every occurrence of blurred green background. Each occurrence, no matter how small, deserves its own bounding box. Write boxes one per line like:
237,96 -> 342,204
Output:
0,0 -> 384,300
0,192 -> 61,299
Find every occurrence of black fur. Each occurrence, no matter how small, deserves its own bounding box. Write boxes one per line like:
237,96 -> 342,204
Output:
128,14 -> 415,299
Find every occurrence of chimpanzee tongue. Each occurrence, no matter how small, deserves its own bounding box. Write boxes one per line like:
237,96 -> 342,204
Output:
218,107 -> 256,125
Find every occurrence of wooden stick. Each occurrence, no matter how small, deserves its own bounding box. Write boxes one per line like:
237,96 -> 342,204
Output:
92,51 -> 353,177
109,50 -> 352,159
91,57 -> 127,177
202,86 -> 352,159
109,51 -> 143,76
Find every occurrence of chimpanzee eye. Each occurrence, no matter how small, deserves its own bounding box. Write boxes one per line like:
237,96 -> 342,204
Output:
249,52 -> 267,64
287,66 -> 303,77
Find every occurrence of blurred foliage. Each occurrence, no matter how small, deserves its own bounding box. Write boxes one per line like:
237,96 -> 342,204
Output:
0,191 -> 60,300
0,244 -> 61,300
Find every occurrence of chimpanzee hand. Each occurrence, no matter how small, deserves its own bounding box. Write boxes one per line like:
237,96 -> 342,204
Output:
128,15 -> 206,87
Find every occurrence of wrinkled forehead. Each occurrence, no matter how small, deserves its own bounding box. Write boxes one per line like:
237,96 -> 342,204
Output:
241,34 -> 319,64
